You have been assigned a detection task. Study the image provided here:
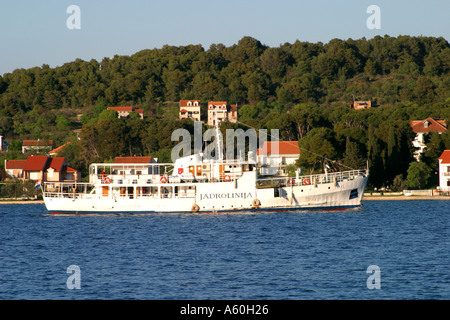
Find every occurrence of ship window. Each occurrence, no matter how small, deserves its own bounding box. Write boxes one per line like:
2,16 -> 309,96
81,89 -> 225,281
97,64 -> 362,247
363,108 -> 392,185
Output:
349,189 -> 358,200
274,187 -> 280,197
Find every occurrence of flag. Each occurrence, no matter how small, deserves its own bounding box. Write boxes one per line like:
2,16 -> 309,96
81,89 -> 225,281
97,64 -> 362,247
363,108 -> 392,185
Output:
35,180 -> 41,189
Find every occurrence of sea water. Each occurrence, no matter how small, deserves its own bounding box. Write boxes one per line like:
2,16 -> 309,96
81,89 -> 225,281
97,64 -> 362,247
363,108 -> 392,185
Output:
0,201 -> 448,300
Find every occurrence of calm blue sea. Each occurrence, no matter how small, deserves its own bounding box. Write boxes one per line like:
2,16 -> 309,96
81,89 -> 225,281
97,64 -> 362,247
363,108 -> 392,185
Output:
0,201 -> 448,300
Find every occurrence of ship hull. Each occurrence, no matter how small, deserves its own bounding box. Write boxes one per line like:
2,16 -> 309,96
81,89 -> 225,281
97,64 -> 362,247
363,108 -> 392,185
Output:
43,173 -> 368,215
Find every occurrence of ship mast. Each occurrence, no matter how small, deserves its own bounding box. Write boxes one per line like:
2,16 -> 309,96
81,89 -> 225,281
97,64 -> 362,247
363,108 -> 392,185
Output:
214,111 -> 223,161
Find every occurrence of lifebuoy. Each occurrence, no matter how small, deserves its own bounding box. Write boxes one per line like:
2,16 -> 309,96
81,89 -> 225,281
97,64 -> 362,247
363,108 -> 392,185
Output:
160,176 -> 167,183
252,198 -> 261,207
303,178 -> 311,185
224,175 -> 231,182
104,177 -> 111,184
191,203 -> 199,213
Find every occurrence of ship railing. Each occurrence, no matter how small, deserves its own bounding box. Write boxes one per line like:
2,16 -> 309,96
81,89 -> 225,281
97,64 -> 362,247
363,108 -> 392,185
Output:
257,169 -> 367,187
92,172 -> 243,185
43,189 -> 196,200
43,192 -> 98,200
43,182 -> 95,199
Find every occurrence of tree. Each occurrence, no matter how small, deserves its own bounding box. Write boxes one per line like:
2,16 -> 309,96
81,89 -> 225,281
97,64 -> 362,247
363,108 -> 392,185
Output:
405,161 -> 431,189
98,109 -> 118,121
386,125 -> 400,184
392,174 -> 406,192
367,125 -> 385,189
297,127 -> 338,174
55,115 -> 70,131
342,137 -> 366,170
364,59 -> 380,79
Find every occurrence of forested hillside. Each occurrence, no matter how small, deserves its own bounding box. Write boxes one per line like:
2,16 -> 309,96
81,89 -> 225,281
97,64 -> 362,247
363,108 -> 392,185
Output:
0,35 -> 449,189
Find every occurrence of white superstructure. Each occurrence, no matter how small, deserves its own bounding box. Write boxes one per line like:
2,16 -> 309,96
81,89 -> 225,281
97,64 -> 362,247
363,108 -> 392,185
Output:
42,153 -> 368,214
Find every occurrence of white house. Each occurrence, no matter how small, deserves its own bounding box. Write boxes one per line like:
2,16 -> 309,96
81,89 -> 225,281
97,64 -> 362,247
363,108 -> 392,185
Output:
410,118 -> 447,161
179,100 -> 202,122
438,150 -> 450,192
207,101 -> 238,126
257,141 -> 300,176
22,140 -> 53,154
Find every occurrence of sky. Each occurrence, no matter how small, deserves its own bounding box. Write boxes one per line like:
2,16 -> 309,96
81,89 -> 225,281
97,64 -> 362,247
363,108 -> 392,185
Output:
0,0 -> 449,75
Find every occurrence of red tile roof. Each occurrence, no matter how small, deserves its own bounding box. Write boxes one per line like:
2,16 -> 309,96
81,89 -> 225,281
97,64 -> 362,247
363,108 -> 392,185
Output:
49,142 -> 71,155
180,100 -> 201,107
114,156 -> 153,164
180,109 -> 189,113
5,160 -> 27,170
208,101 -> 227,109
22,140 -> 53,147
257,141 -> 300,155
108,106 -> 133,112
410,118 -> 447,133
23,156 -> 50,171
48,157 -> 65,172
439,150 -> 450,164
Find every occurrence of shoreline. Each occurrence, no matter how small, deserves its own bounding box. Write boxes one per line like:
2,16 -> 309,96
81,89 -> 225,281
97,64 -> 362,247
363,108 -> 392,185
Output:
0,200 -> 45,204
363,195 -> 450,201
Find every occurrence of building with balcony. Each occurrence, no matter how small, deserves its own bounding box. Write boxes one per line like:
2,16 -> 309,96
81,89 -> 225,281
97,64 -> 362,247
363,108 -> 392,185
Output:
438,150 -> 450,192
179,100 -> 201,122
410,118 -> 447,161
207,101 -> 237,126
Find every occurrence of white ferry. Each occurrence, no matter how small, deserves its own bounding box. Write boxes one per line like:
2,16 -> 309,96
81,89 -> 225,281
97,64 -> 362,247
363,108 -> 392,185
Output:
42,150 -> 368,215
